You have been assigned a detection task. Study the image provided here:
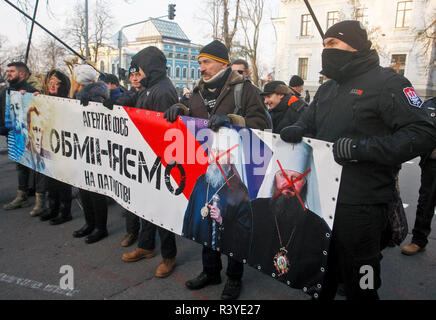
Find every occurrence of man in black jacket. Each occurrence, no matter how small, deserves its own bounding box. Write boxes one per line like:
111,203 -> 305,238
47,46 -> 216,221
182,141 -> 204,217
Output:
2,62 -> 39,211
280,21 -> 436,300
402,97 -> 436,255
121,46 -> 179,279
261,81 -> 307,133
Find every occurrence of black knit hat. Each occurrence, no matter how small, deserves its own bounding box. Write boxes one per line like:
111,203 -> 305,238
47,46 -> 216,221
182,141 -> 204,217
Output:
324,20 -> 372,51
289,75 -> 304,87
260,81 -> 291,96
198,40 -> 230,65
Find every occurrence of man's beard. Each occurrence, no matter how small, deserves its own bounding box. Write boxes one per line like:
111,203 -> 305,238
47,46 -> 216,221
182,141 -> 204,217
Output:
205,164 -> 230,188
8,76 -> 20,85
270,194 -> 304,224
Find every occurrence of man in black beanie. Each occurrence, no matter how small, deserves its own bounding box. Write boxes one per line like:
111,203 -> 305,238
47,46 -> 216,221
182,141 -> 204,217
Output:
280,20 -> 436,300
164,39 -> 270,300
288,75 -> 304,97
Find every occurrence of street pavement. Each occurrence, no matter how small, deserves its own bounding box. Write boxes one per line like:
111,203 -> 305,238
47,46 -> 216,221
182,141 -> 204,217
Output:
0,134 -> 435,300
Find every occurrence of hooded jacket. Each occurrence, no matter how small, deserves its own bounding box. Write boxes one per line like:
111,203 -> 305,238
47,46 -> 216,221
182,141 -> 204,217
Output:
75,81 -> 110,103
294,49 -> 436,204
130,46 -> 178,112
182,69 -> 270,130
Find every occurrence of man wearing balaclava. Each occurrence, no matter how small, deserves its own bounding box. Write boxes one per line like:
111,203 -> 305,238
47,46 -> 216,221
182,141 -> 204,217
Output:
280,20 -> 436,300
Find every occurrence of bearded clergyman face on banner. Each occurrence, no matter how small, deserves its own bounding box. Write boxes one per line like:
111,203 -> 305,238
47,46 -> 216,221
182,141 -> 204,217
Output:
274,169 -> 307,199
27,107 -> 43,155
206,148 -> 235,188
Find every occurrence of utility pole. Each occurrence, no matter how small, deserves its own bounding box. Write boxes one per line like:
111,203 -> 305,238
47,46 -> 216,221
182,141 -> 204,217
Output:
24,0 -> 39,64
85,0 -> 90,59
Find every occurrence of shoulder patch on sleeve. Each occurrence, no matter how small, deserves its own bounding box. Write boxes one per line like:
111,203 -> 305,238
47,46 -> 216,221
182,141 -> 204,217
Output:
403,87 -> 423,108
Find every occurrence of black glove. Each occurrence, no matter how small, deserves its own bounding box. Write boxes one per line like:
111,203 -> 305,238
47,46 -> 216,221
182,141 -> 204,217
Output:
164,105 -> 184,123
103,98 -> 115,110
332,137 -> 360,165
208,114 -> 232,131
80,97 -> 90,107
280,125 -> 304,143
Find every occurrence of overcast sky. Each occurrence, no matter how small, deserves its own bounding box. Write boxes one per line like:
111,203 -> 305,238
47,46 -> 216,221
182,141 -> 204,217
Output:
0,0 -> 280,74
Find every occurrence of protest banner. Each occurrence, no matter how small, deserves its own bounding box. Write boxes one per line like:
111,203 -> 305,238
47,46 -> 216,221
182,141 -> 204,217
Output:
6,91 -> 342,296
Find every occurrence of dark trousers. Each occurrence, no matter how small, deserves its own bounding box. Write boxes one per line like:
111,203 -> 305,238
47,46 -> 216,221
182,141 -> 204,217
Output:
34,172 -> 47,193
48,177 -> 72,215
202,246 -> 244,280
412,158 -> 436,248
17,163 -> 30,192
319,203 -> 388,300
138,218 -> 177,259
125,210 -> 140,235
79,189 -> 108,231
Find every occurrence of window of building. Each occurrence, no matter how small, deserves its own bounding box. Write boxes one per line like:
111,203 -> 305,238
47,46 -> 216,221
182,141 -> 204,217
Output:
191,68 -> 195,79
100,61 -> 105,72
169,52 -> 173,58
176,67 -> 180,79
176,53 -> 181,59
167,66 -> 172,77
112,64 -> 115,75
326,11 -> 340,29
301,14 -> 311,36
355,7 -> 369,25
395,1 -> 412,28
183,55 -> 188,60
298,58 -> 309,80
183,67 -> 187,79
390,54 -> 407,76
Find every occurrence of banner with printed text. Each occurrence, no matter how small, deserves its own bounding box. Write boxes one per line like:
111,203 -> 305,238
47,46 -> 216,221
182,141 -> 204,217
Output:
5,91 -> 342,297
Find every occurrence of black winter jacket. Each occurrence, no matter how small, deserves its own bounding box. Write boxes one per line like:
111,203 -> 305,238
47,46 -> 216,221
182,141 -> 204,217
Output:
130,46 -> 178,112
294,50 -> 436,204
270,94 -> 307,134
75,81 -> 110,103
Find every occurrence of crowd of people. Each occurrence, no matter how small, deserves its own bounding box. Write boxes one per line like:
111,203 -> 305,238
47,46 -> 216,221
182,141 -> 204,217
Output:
0,20 -> 435,300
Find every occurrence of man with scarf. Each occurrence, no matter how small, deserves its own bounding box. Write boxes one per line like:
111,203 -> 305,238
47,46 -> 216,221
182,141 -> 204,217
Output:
120,46 -> 179,279
280,21 -> 436,300
164,40 -> 270,300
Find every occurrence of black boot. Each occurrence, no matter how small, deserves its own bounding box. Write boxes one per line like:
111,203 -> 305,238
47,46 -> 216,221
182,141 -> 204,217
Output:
50,201 -> 72,225
85,229 -> 108,244
185,272 -> 221,290
40,196 -> 60,221
221,278 -> 242,300
73,224 -> 94,238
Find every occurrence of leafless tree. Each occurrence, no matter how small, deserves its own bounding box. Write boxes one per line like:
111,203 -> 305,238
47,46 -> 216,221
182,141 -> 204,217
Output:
90,0 -> 114,63
64,0 -> 114,62
198,0 -> 240,56
238,0 -> 265,86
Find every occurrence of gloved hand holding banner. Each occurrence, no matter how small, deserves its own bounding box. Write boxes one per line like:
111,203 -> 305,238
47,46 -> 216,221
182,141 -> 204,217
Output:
5,91 -> 342,297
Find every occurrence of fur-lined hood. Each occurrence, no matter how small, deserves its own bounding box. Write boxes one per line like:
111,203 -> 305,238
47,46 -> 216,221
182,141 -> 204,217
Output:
76,81 -> 110,103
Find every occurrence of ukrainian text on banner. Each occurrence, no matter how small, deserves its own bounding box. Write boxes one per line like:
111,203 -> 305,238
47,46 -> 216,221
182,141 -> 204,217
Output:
6,91 -> 342,297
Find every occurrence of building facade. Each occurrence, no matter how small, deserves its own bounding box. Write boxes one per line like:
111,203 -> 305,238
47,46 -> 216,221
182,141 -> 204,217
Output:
96,18 -> 202,92
273,0 -> 436,98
